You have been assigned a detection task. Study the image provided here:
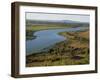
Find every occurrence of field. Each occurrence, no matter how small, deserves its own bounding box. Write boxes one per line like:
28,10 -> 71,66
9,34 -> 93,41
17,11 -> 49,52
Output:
26,24 -> 81,31
26,30 -> 89,67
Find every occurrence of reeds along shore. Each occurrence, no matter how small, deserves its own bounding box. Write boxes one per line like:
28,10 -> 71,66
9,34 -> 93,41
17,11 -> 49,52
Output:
26,30 -> 89,67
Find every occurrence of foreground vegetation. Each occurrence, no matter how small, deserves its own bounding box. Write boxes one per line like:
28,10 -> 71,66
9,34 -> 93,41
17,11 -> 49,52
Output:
26,30 -> 89,67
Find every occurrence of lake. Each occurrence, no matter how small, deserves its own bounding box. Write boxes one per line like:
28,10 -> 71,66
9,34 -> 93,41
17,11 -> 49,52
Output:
26,27 -> 88,55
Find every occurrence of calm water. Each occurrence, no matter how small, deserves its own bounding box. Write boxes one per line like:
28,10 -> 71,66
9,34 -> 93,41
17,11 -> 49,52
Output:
26,27 -> 88,55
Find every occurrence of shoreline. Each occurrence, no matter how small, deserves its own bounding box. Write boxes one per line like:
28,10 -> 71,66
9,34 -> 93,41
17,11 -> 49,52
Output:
26,30 -> 89,67
26,26 -> 88,40
26,26 -> 74,40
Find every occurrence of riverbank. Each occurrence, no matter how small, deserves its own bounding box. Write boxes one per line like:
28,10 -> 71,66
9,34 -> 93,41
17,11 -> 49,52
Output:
26,23 -> 89,40
26,30 -> 89,67
26,24 -> 77,40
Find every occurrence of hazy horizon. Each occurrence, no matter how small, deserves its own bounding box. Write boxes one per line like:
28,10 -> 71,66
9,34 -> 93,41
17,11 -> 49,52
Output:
26,12 -> 90,23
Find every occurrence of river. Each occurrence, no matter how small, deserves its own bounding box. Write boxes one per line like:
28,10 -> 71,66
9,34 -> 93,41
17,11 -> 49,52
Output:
26,27 -> 88,55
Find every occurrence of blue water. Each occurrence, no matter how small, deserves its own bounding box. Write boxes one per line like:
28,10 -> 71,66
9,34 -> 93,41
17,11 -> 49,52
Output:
26,27 -> 88,55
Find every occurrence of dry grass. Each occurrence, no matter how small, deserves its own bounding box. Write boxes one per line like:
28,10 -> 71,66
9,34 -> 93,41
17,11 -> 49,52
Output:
26,30 -> 89,67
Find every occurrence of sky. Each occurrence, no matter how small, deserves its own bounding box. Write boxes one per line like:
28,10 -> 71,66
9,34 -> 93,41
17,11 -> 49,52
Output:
26,12 -> 90,23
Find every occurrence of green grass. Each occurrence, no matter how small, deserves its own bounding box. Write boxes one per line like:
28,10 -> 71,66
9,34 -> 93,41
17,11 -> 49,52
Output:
26,24 -> 80,31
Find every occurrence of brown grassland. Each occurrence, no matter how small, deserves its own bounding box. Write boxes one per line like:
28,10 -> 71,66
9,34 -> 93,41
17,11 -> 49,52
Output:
26,30 -> 89,67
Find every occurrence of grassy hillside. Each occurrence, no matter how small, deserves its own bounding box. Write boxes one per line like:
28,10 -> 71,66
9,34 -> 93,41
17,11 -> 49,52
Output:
26,30 -> 89,67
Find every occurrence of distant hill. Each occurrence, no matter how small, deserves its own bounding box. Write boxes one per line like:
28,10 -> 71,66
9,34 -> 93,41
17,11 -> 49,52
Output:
26,19 -> 89,27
